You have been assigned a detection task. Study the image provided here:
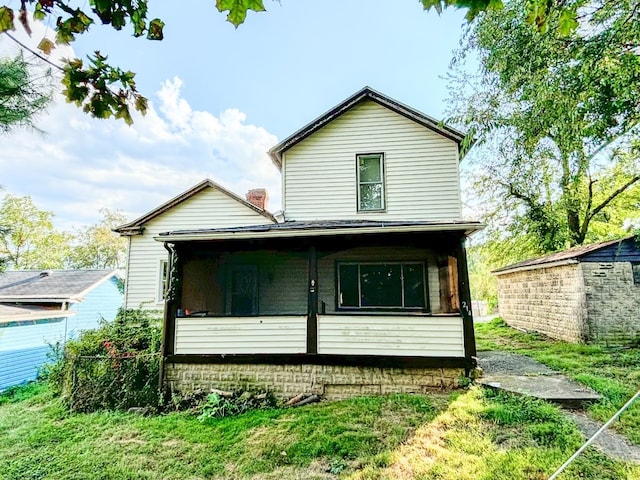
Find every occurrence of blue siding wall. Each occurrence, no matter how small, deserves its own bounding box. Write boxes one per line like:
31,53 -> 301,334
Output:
0,276 -> 122,391
582,238 -> 640,263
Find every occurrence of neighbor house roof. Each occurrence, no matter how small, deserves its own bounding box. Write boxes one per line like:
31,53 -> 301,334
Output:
0,269 -> 119,303
0,303 -> 77,323
268,86 -> 468,169
114,179 -> 276,235
155,219 -> 484,243
493,237 -> 635,276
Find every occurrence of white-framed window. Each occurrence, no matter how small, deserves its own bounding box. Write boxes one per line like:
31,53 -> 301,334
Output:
357,153 -> 385,211
157,259 -> 169,302
337,262 -> 427,310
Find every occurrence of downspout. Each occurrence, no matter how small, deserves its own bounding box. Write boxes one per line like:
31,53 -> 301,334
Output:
158,242 -> 175,401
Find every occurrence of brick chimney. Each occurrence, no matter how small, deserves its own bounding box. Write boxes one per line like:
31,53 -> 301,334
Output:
246,189 -> 269,210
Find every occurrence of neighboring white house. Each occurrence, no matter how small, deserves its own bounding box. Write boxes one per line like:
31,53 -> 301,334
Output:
115,180 -> 275,311
120,87 -> 483,400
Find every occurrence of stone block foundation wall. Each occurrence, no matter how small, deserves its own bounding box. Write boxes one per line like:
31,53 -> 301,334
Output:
496,263 -> 588,342
165,363 -> 465,400
582,262 -> 640,345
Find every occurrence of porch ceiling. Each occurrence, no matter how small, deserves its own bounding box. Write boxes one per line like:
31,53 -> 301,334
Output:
154,219 -> 484,243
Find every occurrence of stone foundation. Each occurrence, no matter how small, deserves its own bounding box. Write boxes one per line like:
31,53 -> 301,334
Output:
165,363 -> 465,400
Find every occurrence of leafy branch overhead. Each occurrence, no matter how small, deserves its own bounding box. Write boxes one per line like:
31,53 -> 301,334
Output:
0,0 -> 265,124
0,0 -> 591,124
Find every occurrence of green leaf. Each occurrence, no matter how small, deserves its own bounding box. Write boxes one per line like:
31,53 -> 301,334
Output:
0,7 -> 15,34
216,0 -> 265,27
147,18 -> 164,40
558,8 -> 578,36
33,4 -> 46,21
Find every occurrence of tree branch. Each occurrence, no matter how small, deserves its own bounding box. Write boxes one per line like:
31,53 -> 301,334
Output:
586,175 -> 640,224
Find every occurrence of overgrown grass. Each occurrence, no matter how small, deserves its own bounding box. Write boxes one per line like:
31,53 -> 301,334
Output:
476,318 -> 640,444
349,388 -> 639,480
1,383 -> 639,479
0,384 -> 438,479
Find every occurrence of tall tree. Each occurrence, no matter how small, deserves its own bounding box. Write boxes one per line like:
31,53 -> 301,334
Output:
68,209 -> 127,269
449,0 -> 640,253
0,53 -> 51,133
0,1 -> 590,125
0,194 -> 70,269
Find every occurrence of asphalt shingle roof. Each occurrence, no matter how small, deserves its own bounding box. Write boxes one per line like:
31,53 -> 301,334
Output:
0,269 -> 117,300
492,237 -> 633,274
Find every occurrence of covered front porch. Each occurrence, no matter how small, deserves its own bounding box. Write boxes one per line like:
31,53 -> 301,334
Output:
158,220 -> 482,372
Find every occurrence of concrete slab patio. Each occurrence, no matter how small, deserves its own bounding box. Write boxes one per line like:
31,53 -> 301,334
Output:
477,351 -> 601,408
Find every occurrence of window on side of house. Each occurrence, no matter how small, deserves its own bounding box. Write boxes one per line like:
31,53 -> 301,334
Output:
337,262 -> 427,310
157,259 -> 169,302
357,153 -> 385,211
632,262 -> 640,284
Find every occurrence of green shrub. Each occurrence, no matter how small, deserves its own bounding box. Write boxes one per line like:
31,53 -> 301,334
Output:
197,390 -> 278,421
45,308 -> 162,412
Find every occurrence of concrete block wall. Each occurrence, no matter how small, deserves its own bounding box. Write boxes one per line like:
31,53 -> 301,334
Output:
165,363 -> 465,401
582,262 -> 640,345
496,263 -> 588,342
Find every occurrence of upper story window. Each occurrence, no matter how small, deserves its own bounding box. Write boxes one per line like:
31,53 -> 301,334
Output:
357,153 -> 385,211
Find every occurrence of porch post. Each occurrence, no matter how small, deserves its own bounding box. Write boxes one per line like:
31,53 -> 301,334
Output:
455,236 -> 477,361
162,243 -> 182,358
307,245 -> 318,354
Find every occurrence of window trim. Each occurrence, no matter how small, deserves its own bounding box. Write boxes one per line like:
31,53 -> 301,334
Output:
336,261 -> 429,311
356,152 -> 386,212
156,259 -> 169,303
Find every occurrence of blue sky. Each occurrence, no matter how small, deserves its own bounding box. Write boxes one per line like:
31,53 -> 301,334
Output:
1,1 -> 474,229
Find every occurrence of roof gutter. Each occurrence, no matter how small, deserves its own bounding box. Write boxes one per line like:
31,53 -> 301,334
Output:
0,310 -> 77,325
154,222 -> 485,243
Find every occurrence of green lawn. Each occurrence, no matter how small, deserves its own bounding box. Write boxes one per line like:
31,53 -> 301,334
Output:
475,318 -> 640,444
1,319 -> 639,479
1,382 -> 640,479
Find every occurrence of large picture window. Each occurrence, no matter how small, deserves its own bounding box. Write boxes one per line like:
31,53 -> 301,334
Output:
357,153 -> 385,211
338,262 -> 426,309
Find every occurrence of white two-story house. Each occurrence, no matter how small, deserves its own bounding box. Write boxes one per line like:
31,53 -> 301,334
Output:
120,87 -> 483,399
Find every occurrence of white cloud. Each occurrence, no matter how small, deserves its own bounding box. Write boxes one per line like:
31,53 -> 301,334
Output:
0,28 -> 281,231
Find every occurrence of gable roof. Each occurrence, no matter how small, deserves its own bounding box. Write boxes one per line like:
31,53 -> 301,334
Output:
0,269 -> 120,303
493,237 -> 636,275
114,179 -> 276,235
268,86 -> 468,169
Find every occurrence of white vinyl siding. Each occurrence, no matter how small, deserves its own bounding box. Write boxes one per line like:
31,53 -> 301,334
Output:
317,315 -> 464,357
174,316 -> 307,354
124,188 -> 274,310
283,100 -> 461,221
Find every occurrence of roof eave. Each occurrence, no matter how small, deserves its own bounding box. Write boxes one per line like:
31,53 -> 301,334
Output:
268,86 -> 468,171
114,179 -> 277,231
493,258 -> 580,276
154,222 -> 485,243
